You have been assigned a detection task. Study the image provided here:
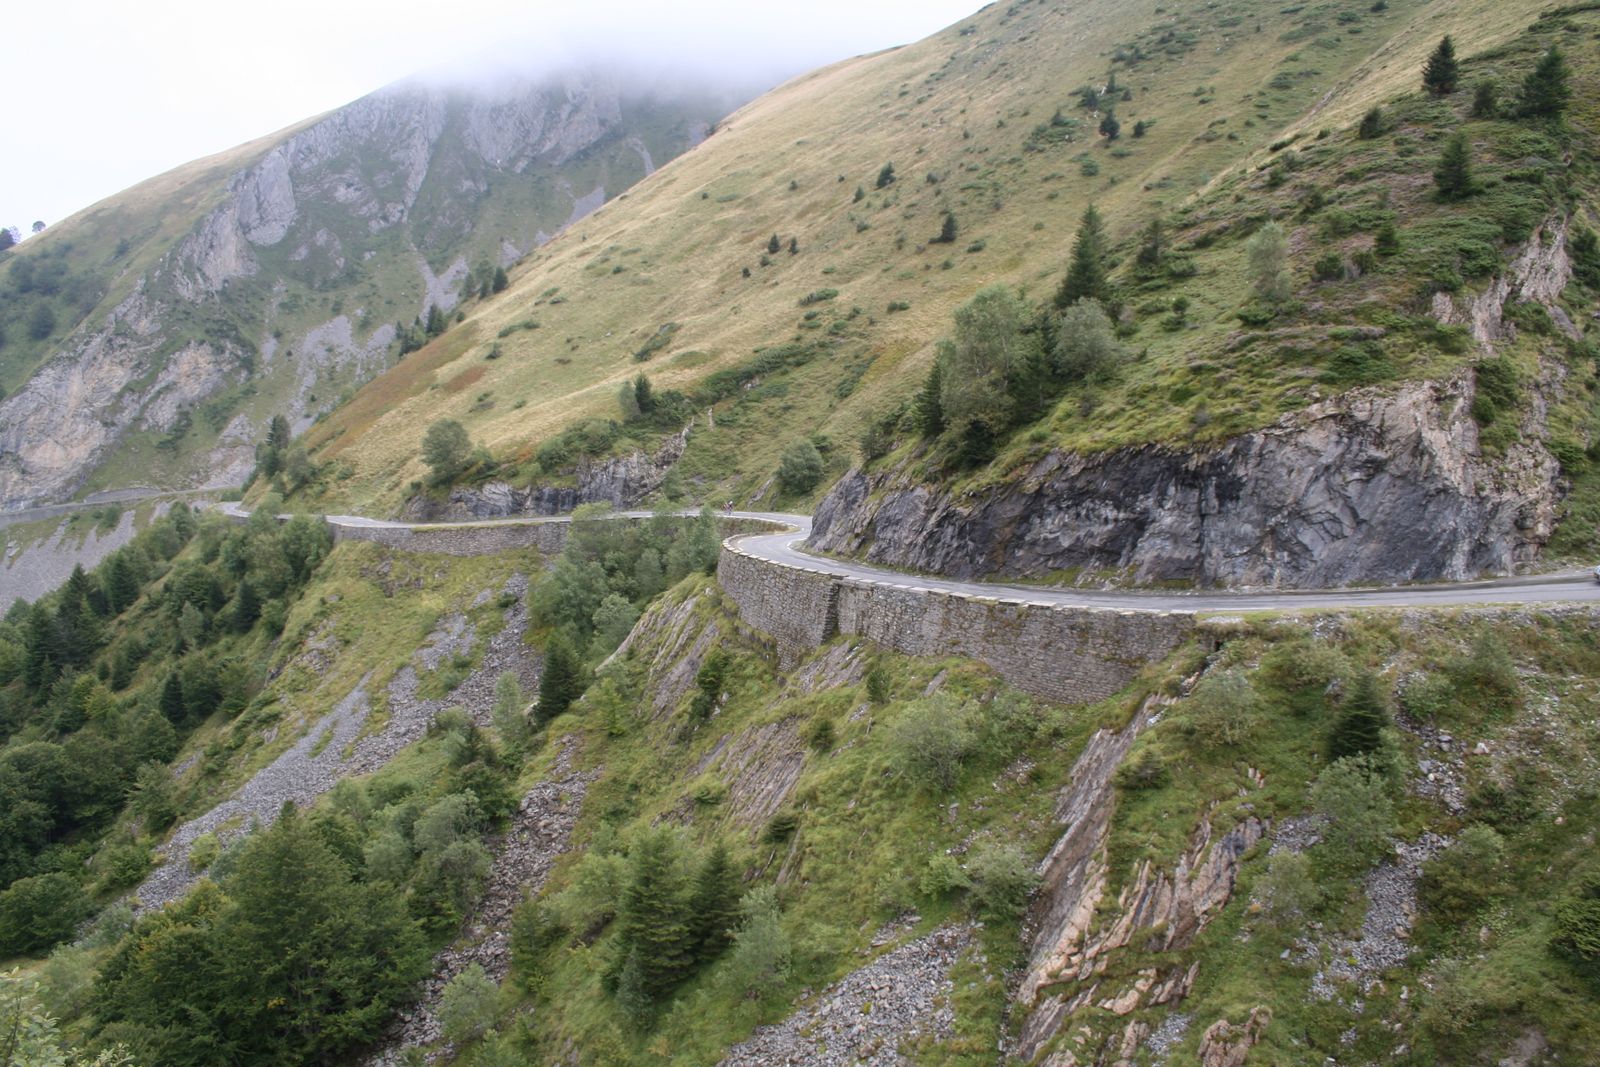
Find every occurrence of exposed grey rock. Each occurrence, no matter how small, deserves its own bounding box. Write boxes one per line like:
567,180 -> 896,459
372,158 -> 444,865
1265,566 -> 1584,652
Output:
0,70 -> 734,510
409,427 -> 689,520
812,374 -> 1561,589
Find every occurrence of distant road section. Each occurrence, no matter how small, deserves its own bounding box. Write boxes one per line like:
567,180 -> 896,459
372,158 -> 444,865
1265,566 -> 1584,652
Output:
225,504 -> 1600,611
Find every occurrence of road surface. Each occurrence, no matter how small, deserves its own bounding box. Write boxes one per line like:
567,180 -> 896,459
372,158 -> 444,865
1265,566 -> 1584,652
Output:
220,503 -> 1600,613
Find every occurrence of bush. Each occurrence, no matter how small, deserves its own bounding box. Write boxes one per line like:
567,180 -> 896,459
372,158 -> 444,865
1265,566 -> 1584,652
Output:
919,853 -> 970,898
890,695 -> 975,792
1552,870 -> 1600,981
1309,755 -> 1395,874
1419,824 -> 1506,929
1180,671 -> 1261,750
724,886 -> 791,999
806,717 -> 835,753
776,440 -> 824,495
1053,298 -> 1126,382
189,831 -> 221,871
1311,253 -> 1345,282
1257,851 -> 1322,930
0,873 -> 91,956
421,419 -> 472,485
965,840 -> 1040,922
438,963 -> 500,1044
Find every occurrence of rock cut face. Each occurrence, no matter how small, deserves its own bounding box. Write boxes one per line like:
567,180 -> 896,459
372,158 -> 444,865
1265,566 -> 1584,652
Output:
811,374 -> 1561,589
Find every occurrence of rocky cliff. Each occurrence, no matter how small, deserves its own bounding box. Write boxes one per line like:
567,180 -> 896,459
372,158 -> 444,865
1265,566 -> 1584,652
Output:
0,72 -> 735,511
811,372 -> 1561,589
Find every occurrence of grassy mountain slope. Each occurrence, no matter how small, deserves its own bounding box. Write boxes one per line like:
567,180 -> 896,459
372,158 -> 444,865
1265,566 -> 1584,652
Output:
296,0 -> 1586,525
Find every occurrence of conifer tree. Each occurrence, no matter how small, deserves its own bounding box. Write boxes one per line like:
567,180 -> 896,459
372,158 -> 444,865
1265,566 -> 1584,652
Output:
613,828 -> 694,1000
1518,46 -> 1570,119
1358,107 -> 1384,140
1471,81 -> 1498,118
1098,112 -> 1120,140
1055,205 -> 1110,309
534,634 -> 583,724
1135,218 -> 1166,272
767,234 -> 781,255
1422,36 -> 1458,95
915,362 -> 945,437
876,162 -> 897,189
159,672 -> 185,724
937,211 -> 959,244
1329,672 -> 1391,762
425,304 -> 447,337
492,266 -> 509,293
1434,132 -> 1475,201
232,580 -> 261,633
688,841 -> 741,960
632,372 -> 655,415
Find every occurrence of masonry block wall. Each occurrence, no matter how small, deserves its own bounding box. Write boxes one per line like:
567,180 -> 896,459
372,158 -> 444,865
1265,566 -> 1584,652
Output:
716,546 -> 841,664
718,540 -> 1195,705
328,521 -> 570,557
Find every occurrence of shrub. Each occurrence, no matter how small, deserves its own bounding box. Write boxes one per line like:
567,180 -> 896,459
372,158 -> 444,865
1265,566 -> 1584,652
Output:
1115,747 -> 1170,791
890,695 -> 975,792
1247,222 -> 1291,306
1327,671 -> 1392,763
1311,253 -> 1345,282
1444,631 -> 1519,712
1180,671 -> 1261,750
919,853 -> 970,898
965,840 -> 1040,921
0,873 -> 90,956
724,887 -> 790,998
776,440 -> 825,495
1309,755 -> 1395,874
866,663 -> 892,703
438,963 -> 500,1044
1419,824 -> 1506,928
1552,869 -> 1600,981
806,717 -> 835,753
1053,298 -> 1127,382
189,831 -> 221,871
1357,107 -> 1383,139
1257,851 -> 1322,930
421,419 -> 472,485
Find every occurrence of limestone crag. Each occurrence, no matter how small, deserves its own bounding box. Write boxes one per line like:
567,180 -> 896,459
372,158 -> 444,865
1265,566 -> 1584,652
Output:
813,219 -> 1581,590
408,428 -> 691,520
812,373 -> 1560,589
0,70 -> 731,510
1011,689 -> 1269,1064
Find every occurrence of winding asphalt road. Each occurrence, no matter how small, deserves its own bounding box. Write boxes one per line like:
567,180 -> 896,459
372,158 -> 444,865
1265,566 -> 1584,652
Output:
224,504 -> 1600,613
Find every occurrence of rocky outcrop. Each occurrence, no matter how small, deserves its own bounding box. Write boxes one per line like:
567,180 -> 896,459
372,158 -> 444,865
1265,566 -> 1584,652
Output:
1197,1006 -> 1272,1067
1012,690 -> 1270,1064
406,428 -> 690,520
0,69 -> 734,511
812,374 -> 1560,589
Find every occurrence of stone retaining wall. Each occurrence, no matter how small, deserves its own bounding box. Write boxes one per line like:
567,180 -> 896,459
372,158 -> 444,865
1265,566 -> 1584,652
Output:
328,521 -> 570,557
718,539 -> 1195,705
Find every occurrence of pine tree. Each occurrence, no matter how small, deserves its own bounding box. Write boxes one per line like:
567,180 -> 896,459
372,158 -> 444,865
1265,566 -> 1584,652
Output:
1358,106 -> 1384,140
1099,112 -> 1120,140
937,211 -> 959,244
914,361 -> 945,437
159,672 -> 186,724
534,635 -> 583,724
1329,672 -> 1391,762
688,841 -> 741,961
491,267 -> 509,293
1135,218 -> 1166,272
1471,81 -> 1498,118
613,828 -> 694,1000
1434,132 -> 1475,201
876,162 -> 897,189
633,373 -> 655,414
103,554 -> 141,614
766,234 -> 781,255
232,580 -> 261,633
1055,205 -> 1110,309
1422,36 -> 1458,96
1518,46 -> 1571,119
788,237 -> 799,255
425,304 -> 447,337
1375,221 -> 1401,256
1132,119 -> 1147,138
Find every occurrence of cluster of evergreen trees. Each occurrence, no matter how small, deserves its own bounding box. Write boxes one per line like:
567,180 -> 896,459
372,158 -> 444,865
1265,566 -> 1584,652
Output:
912,205 -> 1129,466
531,507 -> 723,723
0,503 -> 331,956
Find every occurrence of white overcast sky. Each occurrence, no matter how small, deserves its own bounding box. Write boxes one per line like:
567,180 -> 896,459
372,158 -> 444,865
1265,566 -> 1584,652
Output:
3,0 -> 981,234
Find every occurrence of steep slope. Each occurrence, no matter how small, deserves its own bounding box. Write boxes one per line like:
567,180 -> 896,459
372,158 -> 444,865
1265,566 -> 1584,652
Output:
292,0 -> 1594,589
0,69 -> 740,510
